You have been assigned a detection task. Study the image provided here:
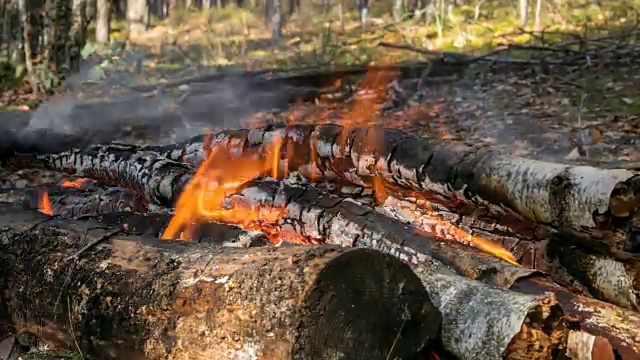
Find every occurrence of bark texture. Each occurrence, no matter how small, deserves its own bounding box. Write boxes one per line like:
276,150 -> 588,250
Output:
0,205 -> 439,360
381,195 -> 640,311
36,143 -> 194,206
0,185 -> 148,218
220,178 -> 640,359
411,264 -> 567,360
151,124 -> 640,256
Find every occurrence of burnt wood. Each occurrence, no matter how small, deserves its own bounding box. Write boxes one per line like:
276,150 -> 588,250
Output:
149,123 -> 640,259
381,195 -> 640,312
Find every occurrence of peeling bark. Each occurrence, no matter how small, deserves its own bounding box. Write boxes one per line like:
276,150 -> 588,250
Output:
411,265 -> 567,360
151,124 -> 640,257
0,205 -> 439,360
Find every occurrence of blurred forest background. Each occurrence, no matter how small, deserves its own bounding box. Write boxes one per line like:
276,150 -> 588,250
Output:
1,0 -> 638,108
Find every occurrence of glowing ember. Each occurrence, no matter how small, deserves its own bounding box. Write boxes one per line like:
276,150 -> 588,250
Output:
386,195 -> 519,266
38,189 -> 53,216
427,213 -> 520,266
62,178 -> 90,190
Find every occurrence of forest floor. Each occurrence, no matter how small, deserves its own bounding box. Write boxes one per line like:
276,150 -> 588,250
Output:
2,3 -> 640,357
4,1 -> 638,167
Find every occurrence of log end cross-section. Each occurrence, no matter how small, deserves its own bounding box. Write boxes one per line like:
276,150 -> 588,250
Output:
0,206 -> 441,360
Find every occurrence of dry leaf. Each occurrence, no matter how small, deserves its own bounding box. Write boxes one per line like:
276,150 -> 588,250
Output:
589,128 -> 602,144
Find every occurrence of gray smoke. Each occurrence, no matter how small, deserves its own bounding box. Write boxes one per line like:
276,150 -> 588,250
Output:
17,54 -> 293,154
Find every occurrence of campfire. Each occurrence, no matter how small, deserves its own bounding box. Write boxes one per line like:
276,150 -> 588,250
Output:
0,64 -> 638,360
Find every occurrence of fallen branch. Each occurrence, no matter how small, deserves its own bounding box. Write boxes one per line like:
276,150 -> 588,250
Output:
0,205 -> 438,359
151,124 -> 640,259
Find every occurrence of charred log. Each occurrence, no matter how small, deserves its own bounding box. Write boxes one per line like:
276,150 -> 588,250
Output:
151,123 -> 640,258
0,185 -> 148,218
219,178 -> 640,359
543,239 -> 640,312
27,143 -> 195,206
411,264 -> 567,360
0,204 -> 438,360
92,211 -> 271,247
381,195 -> 640,312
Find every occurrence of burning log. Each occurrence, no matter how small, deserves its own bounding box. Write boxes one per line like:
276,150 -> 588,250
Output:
27,143 -> 195,206
0,185 -> 148,218
197,178 -> 640,359
0,204 -> 438,360
410,264 -> 567,360
381,195 -> 640,312
150,124 -> 640,258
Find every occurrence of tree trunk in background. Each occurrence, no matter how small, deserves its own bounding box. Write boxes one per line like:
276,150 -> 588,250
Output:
321,0 -> 329,14
127,0 -> 149,33
534,0 -> 542,30
95,0 -> 111,43
393,0 -> 403,21
70,0 -> 87,72
270,0 -> 281,39
359,0 -> 368,30
339,0 -> 345,31
16,0 -> 37,93
85,0 -> 96,23
287,0 -> 296,17
519,0 -> 528,26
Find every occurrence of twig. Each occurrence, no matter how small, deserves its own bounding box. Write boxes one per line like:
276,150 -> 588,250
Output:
65,227 -> 123,261
385,320 -> 406,360
67,296 -> 85,360
377,41 -> 547,65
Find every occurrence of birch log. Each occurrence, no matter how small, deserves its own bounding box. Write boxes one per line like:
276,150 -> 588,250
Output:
411,264 -> 567,360
0,204 -> 438,360
381,195 -> 640,312
29,143 -> 195,206
219,178 -> 640,359
149,123 -> 640,257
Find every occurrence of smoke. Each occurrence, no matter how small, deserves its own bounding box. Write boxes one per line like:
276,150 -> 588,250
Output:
16,55 -> 294,154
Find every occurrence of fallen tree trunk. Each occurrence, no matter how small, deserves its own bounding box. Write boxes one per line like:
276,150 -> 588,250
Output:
381,195 -> 640,312
217,178 -> 640,359
128,61 -> 461,93
0,204 -> 438,360
150,123 -> 640,259
410,264 -> 568,360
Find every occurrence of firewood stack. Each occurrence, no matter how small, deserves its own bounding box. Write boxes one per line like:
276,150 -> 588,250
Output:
0,63 -> 639,360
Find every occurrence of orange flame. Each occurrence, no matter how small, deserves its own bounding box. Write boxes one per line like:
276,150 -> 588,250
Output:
161,146 -> 286,242
38,189 -> 53,216
62,178 -> 90,190
430,214 -> 520,266
162,65 -> 516,266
